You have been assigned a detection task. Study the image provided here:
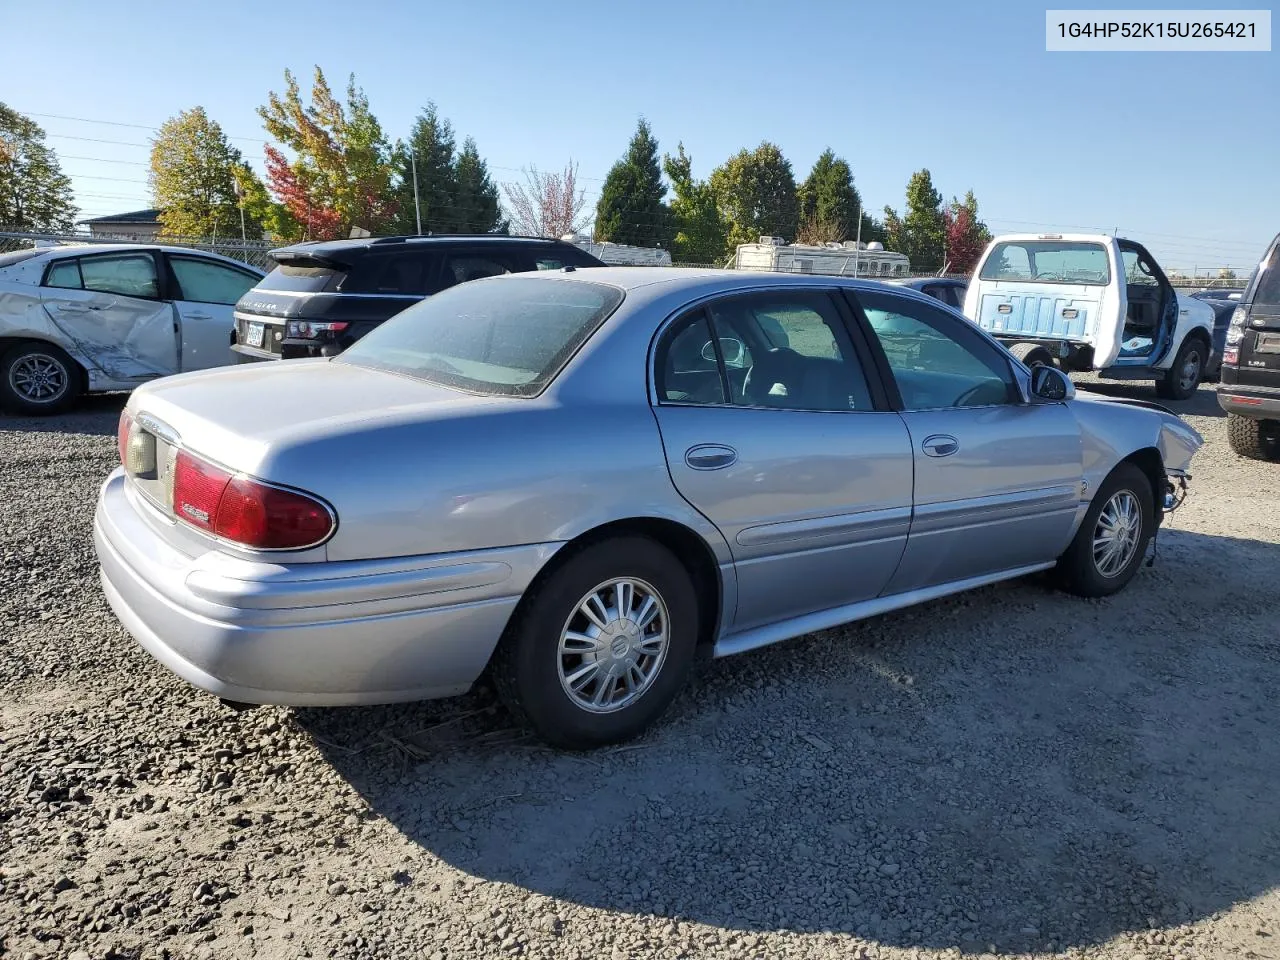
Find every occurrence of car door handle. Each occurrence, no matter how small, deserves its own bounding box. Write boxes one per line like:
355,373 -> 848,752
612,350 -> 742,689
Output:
184,311 -> 213,320
685,444 -> 738,470
921,434 -> 959,458
56,302 -> 91,312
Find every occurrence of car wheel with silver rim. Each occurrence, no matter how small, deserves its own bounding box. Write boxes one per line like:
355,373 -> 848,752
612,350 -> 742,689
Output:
1055,461 -> 1154,598
0,342 -> 81,415
493,535 -> 699,748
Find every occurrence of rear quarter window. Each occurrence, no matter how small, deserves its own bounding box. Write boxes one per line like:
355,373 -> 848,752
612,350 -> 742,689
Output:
1250,246 -> 1280,308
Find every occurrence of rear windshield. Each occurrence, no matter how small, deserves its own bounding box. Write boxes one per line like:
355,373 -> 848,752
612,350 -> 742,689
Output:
979,241 -> 1111,286
255,263 -> 341,293
338,276 -> 624,397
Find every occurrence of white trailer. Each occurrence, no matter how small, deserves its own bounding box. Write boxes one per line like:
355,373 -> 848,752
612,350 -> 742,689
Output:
563,234 -> 673,266
733,236 -> 911,278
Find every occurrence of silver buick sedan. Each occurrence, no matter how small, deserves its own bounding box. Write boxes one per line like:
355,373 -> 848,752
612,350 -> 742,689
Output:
94,268 -> 1203,748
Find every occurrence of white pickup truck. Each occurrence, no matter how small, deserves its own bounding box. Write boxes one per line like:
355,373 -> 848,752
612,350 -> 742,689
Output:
962,234 -> 1215,400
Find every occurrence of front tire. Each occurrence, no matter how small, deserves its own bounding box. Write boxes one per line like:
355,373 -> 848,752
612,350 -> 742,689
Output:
492,536 -> 699,749
1010,342 -> 1056,369
1227,414 -> 1280,461
0,342 -> 81,415
1155,336 -> 1205,401
1055,462 -> 1154,598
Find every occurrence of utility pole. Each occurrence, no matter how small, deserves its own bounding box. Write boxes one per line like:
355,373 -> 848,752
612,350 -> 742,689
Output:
410,146 -> 422,235
853,207 -> 862,277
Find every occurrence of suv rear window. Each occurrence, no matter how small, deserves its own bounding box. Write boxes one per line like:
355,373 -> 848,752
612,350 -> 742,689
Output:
979,241 -> 1111,286
255,263 -> 341,293
337,250 -> 436,296
338,276 -> 624,397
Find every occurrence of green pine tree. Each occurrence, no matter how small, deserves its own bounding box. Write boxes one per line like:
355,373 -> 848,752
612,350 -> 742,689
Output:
594,118 -> 671,247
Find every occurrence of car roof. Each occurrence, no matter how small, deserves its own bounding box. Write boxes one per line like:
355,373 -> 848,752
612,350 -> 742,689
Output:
487,266 -> 958,301
887,276 -> 966,288
33,243 -> 261,269
270,234 -> 579,257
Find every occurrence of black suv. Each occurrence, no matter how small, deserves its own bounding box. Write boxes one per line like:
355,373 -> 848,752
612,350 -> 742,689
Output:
1218,231 -> 1280,460
231,235 -> 606,361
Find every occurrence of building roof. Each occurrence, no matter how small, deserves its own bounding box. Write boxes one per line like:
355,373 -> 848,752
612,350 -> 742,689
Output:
78,208 -> 164,225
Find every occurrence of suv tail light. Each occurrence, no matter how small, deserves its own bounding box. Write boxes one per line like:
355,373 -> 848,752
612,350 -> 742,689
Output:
171,450 -> 334,550
286,320 -> 349,340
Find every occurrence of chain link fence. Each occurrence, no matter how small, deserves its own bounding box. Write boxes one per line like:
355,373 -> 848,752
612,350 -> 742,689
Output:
0,229 -> 276,270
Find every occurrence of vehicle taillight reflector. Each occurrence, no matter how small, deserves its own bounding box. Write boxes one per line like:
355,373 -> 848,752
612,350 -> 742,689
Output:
171,450 -> 334,549
117,411 -> 132,466
1226,394 -> 1263,406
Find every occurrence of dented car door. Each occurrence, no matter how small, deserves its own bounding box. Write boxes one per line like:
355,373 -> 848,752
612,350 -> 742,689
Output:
40,251 -> 179,380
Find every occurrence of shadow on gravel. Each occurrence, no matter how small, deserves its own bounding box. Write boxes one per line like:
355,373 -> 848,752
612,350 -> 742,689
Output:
0,393 -> 126,436
1075,380 -> 1226,419
297,528 -> 1280,955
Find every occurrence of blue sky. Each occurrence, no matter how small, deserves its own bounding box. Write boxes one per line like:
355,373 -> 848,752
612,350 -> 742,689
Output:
5,0 -> 1276,271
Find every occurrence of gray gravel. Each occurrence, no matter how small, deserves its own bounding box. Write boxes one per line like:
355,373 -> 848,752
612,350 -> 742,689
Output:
2,384 -> 1279,960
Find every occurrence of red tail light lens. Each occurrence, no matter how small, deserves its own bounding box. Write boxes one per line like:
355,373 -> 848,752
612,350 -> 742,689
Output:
117,410 -> 133,466
171,450 -> 334,549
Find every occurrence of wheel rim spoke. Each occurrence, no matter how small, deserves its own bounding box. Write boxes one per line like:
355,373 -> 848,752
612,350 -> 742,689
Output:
557,575 -> 671,715
1092,490 -> 1142,577
10,355 -> 66,402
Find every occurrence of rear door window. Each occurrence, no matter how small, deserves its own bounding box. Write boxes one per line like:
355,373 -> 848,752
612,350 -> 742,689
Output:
436,247 -> 524,291
168,256 -> 260,304
338,249 -> 438,296
1250,245 -> 1280,309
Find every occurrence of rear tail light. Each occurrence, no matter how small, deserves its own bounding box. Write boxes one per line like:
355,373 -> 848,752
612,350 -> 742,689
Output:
1223,346 -> 1239,366
117,409 -> 156,475
286,320 -> 349,340
171,450 -> 334,550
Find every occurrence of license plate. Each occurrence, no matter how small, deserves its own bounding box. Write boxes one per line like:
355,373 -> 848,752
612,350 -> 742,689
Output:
246,322 -> 265,348
1256,333 -> 1280,355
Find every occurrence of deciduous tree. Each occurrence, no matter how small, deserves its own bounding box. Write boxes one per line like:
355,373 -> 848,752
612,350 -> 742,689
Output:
662,143 -> 726,264
594,118 -> 671,248
502,161 -> 587,238
709,142 -> 799,254
943,190 -> 991,274
258,67 -> 397,240
149,107 -> 264,240
0,103 -> 76,232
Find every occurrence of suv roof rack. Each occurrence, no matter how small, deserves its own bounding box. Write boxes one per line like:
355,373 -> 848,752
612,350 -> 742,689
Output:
368,233 -> 562,245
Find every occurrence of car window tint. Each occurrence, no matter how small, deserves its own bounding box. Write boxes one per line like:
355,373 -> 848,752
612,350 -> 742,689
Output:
44,260 -> 83,289
855,290 -> 1016,411
440,253 -> 515,288
80,254 -> 159,299
338,277 -> 623,398
169,257 -> 259,305
338,250 -> 434,296
706,292 -> 873,412
655,312 -> 727,405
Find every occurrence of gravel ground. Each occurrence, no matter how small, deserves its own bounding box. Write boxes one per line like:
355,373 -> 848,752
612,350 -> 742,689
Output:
2,382 -> 1279,960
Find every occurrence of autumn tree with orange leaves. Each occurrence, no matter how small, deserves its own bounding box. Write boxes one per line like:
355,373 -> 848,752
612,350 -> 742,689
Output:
257,67 -> 397,241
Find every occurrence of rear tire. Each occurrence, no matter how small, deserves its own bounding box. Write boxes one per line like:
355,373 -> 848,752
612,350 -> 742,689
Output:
1227,414 -> 1280,461
1155,336 -> 1206,401
491,536 -> 699,749
1010,342 -> 1056,369
1055,462 -> 1154,598
0,342 -> 81,415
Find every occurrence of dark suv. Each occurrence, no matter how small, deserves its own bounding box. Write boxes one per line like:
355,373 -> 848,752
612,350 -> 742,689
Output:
1218,232 -> 1280,460
231,235 -> 606,361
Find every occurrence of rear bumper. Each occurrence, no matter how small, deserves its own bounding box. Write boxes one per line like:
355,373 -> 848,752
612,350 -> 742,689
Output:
94,469 -> 558,706
1217,382 -> 1280,419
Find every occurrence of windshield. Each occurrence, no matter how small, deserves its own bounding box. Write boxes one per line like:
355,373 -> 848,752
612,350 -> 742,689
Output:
979,241 -> 1111,286
338,276 -> 624,397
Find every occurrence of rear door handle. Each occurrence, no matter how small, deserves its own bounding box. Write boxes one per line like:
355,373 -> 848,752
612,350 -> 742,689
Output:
685,444 -> 738,470
185,311 -> 213,320
921,434 -> 959,458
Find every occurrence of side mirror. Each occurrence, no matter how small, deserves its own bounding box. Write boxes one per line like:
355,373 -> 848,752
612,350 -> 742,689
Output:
1030,364 -> 1074,402
701,337 -> 746,366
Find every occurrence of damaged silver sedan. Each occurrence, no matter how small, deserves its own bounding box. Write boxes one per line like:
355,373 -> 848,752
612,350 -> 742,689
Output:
0,245 -> 262,414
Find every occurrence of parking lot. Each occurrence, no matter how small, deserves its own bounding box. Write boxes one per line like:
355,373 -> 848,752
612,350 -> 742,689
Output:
1,380 -> 1278,960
